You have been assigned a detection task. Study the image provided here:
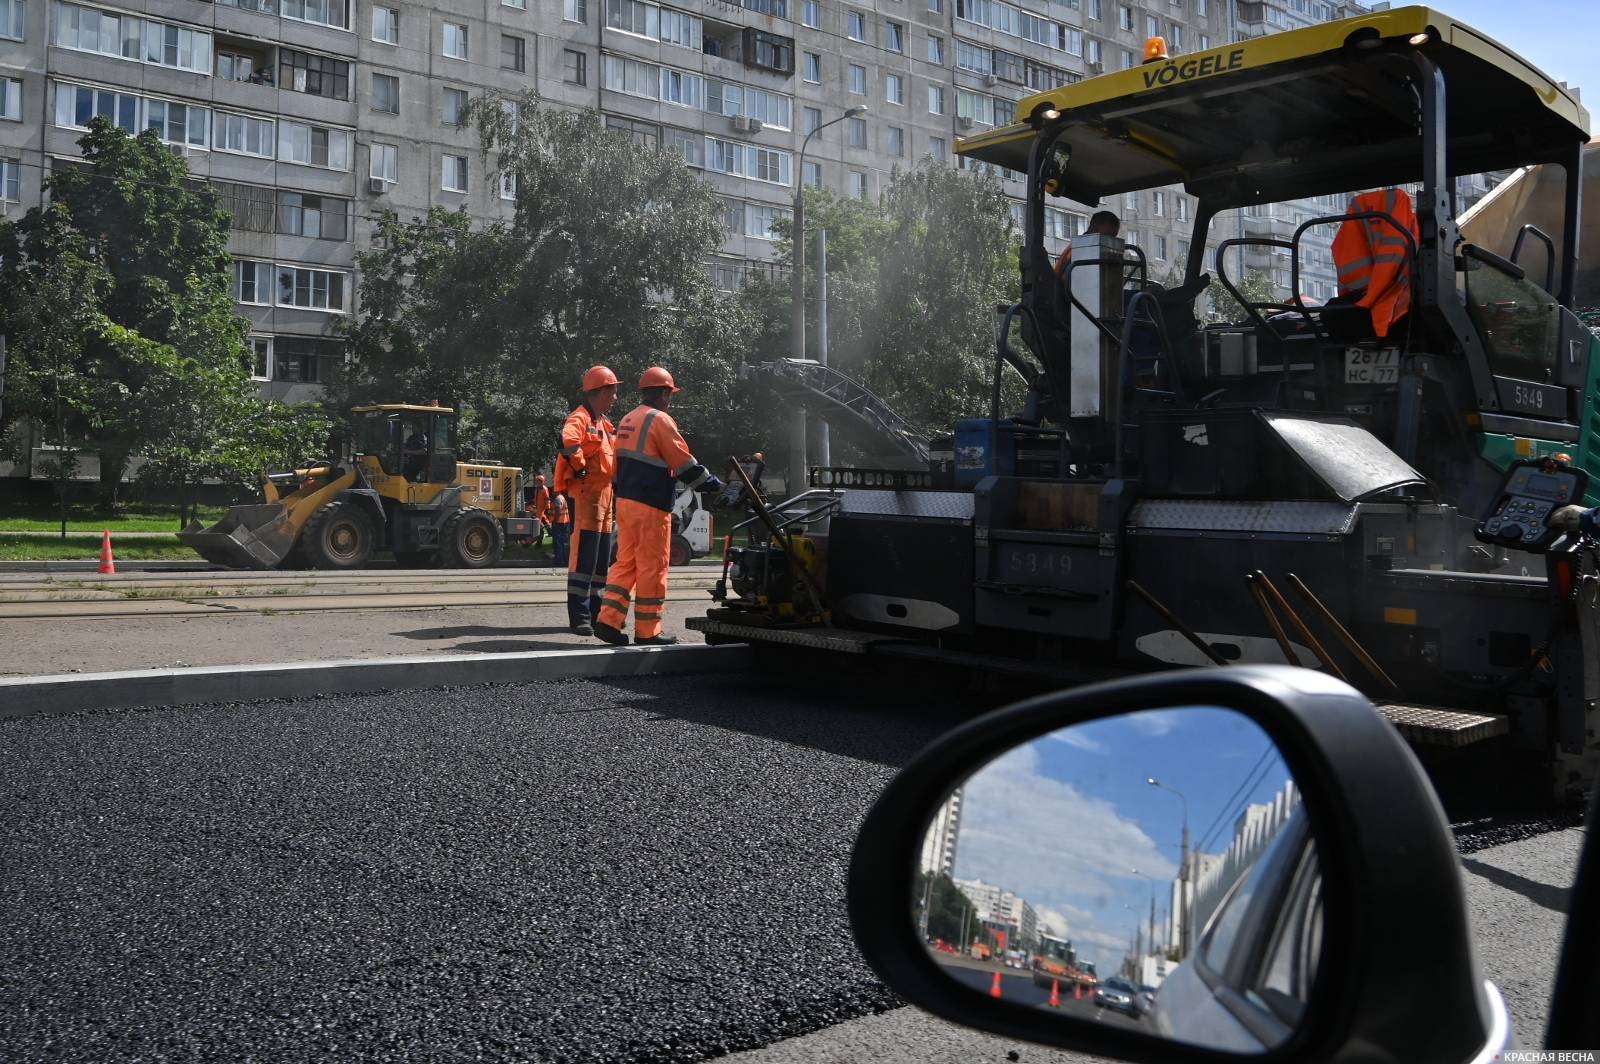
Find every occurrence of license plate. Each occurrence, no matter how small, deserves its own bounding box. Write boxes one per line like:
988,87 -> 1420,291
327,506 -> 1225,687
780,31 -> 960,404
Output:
1344,347 -> 1399,385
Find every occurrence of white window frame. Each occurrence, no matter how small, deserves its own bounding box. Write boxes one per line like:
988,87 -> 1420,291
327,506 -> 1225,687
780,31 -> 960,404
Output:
927,35 -> 943,63
886,125 -> 904,157
0,76 -> 20,122
279,0 -> 349,32
441,86 -> 468,125
234,259 -> 272,305
215,110 -> 275,157
1,155 -> 20,199
564,0 -> 587,23
371,4 -> 398,44
927,84 -> 944,115
275,264 -> 348,313
885,73 -> 903,105
247,335 -> 273,382
846,9 -> 865,40
277,118 -> 352,171
442,21 -> 467,60
848,64 -> 865,95
370,72 -> 399,114
803,52 -> 820,83
441,153 -> 468,193
884,20 -> 904,53
370,141 -> 398,183
801,0 -> 819,26
848,170 -> 867,200
1,0 -> 23,41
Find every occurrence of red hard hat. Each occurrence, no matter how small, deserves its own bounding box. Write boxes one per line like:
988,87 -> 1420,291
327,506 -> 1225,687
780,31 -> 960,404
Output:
582,365 -> 619,391
639,366 -> 680,392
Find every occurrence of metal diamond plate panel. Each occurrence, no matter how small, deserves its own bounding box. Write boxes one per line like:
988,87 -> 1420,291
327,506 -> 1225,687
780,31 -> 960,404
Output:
1376,703 -> 1509,747
1128,499 -> 1358,535
840,490 -> 975,520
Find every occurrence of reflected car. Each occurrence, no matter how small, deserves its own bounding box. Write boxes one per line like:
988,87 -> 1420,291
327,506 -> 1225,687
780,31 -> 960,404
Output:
1093,977 -> 1142,1017
1153,807 -> 1321,1052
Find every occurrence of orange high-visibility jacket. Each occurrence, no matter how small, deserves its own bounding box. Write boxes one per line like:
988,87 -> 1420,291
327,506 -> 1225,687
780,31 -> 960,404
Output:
554,403 -> 616,494
1332,188 -> 1419,338
531,485 -> 551,523
612,404 -> 713,513
548,491 -> 570,526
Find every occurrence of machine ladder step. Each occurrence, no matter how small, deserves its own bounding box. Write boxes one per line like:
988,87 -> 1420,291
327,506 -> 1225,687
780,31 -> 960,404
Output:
1374,702 -> 1509,747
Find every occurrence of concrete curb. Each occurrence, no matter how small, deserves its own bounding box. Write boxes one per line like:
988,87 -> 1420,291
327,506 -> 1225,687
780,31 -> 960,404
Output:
0,644 -> 752,720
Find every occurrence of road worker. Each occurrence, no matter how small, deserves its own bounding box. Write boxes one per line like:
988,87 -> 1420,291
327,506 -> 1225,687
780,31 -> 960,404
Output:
555,365 -> 619,635
1053,210 -> 1121,276
594,367 -> 723,647
547,487 -> 571,569
527,473 -> 551,547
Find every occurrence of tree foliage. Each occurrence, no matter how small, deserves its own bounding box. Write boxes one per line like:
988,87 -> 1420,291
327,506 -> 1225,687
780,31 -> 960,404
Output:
1204,268 -> 1281,324
336,100 -> 765,476
913,871 -> 980,946
0,120 -> 327,513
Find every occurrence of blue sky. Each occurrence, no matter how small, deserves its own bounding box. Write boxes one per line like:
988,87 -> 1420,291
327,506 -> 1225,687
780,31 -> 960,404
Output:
948,707 -> 1292,971
1441,1 -> 1597,93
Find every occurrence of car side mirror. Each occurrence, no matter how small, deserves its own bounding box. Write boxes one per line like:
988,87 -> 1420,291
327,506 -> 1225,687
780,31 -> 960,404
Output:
848,666 -> 1511,1064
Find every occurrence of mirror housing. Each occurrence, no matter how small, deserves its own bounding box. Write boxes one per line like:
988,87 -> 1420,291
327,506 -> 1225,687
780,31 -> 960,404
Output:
848,666 -> 1505,1064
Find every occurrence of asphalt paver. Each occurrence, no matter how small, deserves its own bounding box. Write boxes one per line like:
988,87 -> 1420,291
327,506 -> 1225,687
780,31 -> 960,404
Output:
0,672 -> 967,1064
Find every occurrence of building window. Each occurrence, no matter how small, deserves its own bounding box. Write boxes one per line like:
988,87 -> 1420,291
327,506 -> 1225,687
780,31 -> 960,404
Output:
928,84 -> 944,114
280,0 -> 348,30
234,260 -> 271,305
246,336 -> 272,381
278,120 -> 351,170
666,127 -> 702,166
803,52 -> 820,82
0,155 -> 17,199
848,64 -> 865,94
928,135 -> 946,161
280,49 -> 350,100
60,86 -> 138,137
442,87 -> 468,125
928,0 -> 941,12
1177,195 -> 1189,222
847,116 -> 866,148
848,170 -> 866,200
886,125 -> 904,157
1118,4 -> 1132,30
658,9 -> 701,49
803,106 -> 820,133
142,98 -> 209,148
53,5 -> 212,73
0,76 -> 20,121
884,20 -> 904,52
442,22 -> 467,60
742,0 -> 787,17
847,10 -> 865,40
1177,239 -> 1190,262
216,111 -> 275,156
802,160 -> 822,186
885,73 -> 903,105
1,0 -> 23,40
801,0 -> 819,27
1121,48 -> 1134,70
216,180 -> 275,233
501,33 -> 526,71
504,0 -> 526,8
1154,234 -> 1167,260
1089,0 -> 1100,17
606,114 -> 659,148
1169,23 -> 1183,50
441,153 -> 467,193
216,51 -> 259,82
275,266 -> 346,312
371,5 -> 399,43
1086,38 -> 1100,65
278,190 -> 349,240
564,0 -> 587,22
1152,190 -> 1165,217
499,171 -> 517,200
370,142 -> 398,183
1199,33 -> 1210,50
608,0 -> 657,37
927,35 -> 944,63
1145,13 -> 1158,36
749,29 -> 793,74
1196,0 -> 1207,14
370,73 -> 398,114
563,49 -> 586,84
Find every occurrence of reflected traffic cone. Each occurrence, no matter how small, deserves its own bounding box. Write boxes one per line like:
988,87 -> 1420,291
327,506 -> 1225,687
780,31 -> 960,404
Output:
1048,979 -> 1060,1008
989,971 -> 1002,999
1074,982 -> 1082,1001
98,530 -> 116,575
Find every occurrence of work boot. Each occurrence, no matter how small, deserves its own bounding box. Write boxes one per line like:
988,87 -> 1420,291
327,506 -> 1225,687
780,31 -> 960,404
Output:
634,634 -> 678,646
571,623 -> 593,636
593,622 -> 629,646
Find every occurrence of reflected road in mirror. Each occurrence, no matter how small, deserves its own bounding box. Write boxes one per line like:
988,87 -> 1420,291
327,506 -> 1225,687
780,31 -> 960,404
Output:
913,706 -> 1314,1054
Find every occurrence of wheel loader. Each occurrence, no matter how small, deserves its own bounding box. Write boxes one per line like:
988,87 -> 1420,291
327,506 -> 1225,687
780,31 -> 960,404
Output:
179,403 -> 535,569
691,7 -> 1600,803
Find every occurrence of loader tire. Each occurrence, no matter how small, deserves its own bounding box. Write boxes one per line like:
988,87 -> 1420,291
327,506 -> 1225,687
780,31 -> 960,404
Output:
670,534 -> 693,567
301,501 -> 375,570
438,507 -> 503,569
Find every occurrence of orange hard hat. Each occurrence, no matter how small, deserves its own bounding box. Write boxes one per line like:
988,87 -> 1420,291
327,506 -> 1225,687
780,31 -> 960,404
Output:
582,365 -> 619,391
533,474 -> 546,484
639,366 -> 680,392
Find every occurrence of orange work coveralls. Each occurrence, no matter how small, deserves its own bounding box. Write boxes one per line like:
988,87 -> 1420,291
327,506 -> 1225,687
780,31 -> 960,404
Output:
556,401 -> 616,626
598,405 -> 713,640
1332,188 -> 1419,338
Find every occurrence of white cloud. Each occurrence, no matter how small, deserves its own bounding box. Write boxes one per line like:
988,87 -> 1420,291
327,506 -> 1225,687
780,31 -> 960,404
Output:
1123,709 -> 1185,738
1047,730 -> 1109,755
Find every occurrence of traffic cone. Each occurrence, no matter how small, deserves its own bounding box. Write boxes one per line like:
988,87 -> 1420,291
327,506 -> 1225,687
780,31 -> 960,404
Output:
989,971 -> 1002,999
98,530 -> 116,575
1048,979 -> 1060,1008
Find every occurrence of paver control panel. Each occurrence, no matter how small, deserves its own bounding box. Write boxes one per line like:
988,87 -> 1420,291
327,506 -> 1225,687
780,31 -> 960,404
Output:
1476,459 -> 1589,553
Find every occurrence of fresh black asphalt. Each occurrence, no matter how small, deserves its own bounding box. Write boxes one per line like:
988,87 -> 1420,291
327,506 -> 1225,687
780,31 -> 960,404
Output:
0,672 -> 972,1064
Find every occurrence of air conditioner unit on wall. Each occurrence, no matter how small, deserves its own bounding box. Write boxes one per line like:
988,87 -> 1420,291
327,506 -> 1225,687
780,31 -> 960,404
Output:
368,177 -> 389,194
957,115 -> 975,130
1088,60 -> 1104,73
729,115 -> 763,134
982,74 -> 998,87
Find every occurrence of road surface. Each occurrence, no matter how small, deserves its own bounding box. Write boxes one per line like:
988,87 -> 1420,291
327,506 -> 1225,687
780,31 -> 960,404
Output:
0,673 -> 1585,1063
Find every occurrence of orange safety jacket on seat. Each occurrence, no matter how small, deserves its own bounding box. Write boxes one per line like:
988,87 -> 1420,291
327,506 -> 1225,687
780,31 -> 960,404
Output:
612,405 -> 712,513
554,402 -> 616,495
1332,188 -> 1419,338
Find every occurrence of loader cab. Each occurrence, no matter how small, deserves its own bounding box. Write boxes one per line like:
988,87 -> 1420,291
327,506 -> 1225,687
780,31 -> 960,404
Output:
959,5 -> 1593,505
352,404 -> 459,485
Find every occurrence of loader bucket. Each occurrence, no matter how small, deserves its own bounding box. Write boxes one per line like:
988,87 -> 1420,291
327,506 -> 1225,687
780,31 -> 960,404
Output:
177,504 -> 298,569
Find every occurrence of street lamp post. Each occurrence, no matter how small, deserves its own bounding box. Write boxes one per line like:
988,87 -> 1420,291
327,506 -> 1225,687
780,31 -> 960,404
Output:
1146,776 -> 1191,957
788,104 -> 867,497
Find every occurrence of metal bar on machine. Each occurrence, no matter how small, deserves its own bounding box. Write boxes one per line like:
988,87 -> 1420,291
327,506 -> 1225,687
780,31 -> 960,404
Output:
1251,570 -> 1347,681
728,456 -> 827,617
1247,573 -> 1302,667
1286,573 -> 1400,692
1126,580 -> 1228,666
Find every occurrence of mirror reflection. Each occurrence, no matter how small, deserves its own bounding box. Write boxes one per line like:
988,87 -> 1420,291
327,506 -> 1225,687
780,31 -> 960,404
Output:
914,706 -> 1315,1054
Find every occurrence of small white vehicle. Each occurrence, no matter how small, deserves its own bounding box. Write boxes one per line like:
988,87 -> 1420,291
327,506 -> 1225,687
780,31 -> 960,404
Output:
670,484 -> 714,566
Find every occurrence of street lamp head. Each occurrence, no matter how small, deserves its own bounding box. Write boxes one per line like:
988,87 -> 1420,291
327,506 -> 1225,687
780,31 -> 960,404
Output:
846,105 -> 869,116
1146,777 -> 1159,786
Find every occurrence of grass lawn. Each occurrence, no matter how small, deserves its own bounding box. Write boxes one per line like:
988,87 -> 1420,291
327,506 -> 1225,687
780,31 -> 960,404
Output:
0,505 -> 229,533
0,535 -> 201,561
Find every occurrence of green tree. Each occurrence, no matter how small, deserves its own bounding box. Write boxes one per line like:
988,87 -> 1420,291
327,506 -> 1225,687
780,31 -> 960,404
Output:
336,100 -> 755,478
0,120 -> 307,512
912,871 -> 980,946
1204,268 -> 1281,323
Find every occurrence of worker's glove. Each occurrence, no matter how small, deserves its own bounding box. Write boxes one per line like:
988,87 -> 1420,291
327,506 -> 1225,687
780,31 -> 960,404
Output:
574,467 -> 588,480
1550,505 -> 1596,537
701,474 -> 725,496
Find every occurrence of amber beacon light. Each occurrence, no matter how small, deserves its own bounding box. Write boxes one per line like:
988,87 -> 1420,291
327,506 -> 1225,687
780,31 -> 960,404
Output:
1143,36 -> 1169,63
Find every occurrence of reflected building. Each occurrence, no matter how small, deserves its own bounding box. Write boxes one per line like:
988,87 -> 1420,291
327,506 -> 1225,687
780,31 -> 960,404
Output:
953,877 -> 1037,952
920,786 -> 962,878
1172,777 -> 1300,955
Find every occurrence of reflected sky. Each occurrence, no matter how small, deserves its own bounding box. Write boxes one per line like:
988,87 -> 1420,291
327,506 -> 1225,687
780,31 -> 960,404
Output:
948,707 -> 1291,971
